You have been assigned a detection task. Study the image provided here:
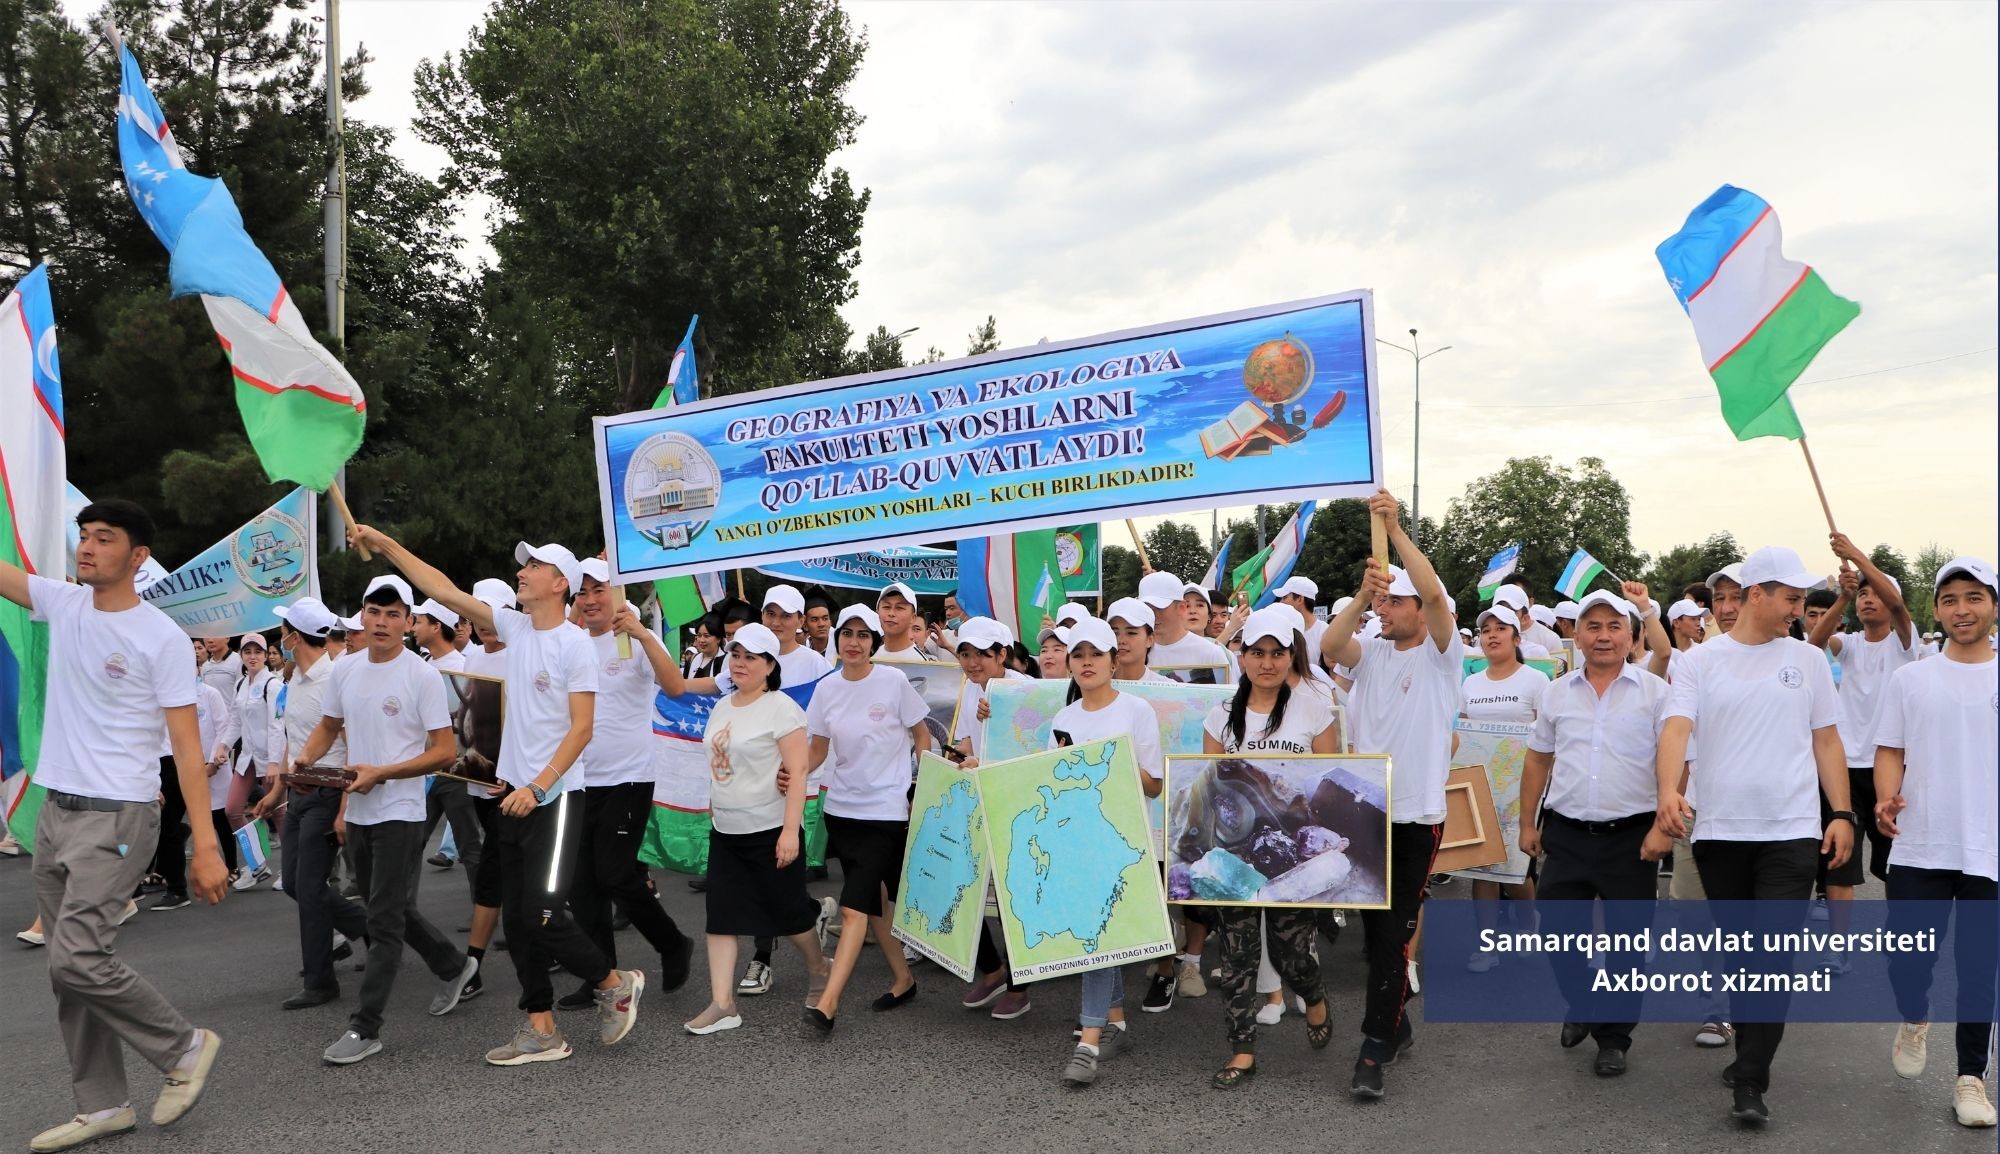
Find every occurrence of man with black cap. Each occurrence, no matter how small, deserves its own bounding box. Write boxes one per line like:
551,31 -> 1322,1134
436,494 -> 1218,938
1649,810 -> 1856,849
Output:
348,526 -> 645,1067
1655,545 -> 1852,1125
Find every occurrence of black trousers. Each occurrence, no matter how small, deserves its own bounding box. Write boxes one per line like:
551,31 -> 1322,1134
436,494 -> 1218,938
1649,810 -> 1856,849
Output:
494,791 -> 611,1012
347,820 -> 466,1038
570,782 -> 686,968
977,922 -> 1027,992
1886,865 -> 1998,1076
207,808 -> 238,873
281,786 -> 356,991
153,758 -> 189,896
1358,821 -> 1445,1047
1536,813 -> 1657,1051
1691,837 -> 1819,1094
422,776 -> 484,907
470,793 -> 503,908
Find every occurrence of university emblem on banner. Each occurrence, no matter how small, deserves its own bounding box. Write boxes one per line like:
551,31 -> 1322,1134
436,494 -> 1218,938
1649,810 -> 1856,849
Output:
623,431 -> 721,552
230,507 -> 309,597
1055,530 -> 1085,580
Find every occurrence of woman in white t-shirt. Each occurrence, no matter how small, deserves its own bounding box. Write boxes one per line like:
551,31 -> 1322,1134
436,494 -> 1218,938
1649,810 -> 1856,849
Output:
1458,607 -> 1550,968
954,617 -> 1025,758
1037,621 -> 1070,679
1105,597 -> 1171,684
803,606 -> 929,1030
1193,607 -> 1339,1087
225,632 -> 283,886
684,625 -> 830,1036
1049,618 -> 1165,1089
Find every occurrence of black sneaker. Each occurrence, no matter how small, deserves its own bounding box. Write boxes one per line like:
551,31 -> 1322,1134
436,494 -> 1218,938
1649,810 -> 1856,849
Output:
460,969 -> 484,1000
1731,1084 -> 1769,1125
687,876 -> 708,893
1141,972 -> 1176,1013
1351,1056 -> 1386,1098
556,982 -> 595,1011
149,892 -> 191,912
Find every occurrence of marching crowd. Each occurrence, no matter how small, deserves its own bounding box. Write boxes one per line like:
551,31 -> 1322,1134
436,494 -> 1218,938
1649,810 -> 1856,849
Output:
4,491 -> 1995,1152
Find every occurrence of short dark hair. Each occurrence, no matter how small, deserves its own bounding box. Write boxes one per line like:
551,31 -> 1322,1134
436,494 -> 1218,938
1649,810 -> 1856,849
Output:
75,499 -> 155,550
804,594 -> 833,615
1682,583 -> 1711,610
694,612 -> 722,638
1804,589 -> 1839,612
282,622 -> 327,651
721,602 -> 757,629
734,650 -> 782,692
362,585 -> 410,611
422,614 -> 457,643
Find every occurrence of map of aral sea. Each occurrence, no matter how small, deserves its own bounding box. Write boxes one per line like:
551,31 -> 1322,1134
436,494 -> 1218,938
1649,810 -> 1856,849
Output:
891,754 -> 989,980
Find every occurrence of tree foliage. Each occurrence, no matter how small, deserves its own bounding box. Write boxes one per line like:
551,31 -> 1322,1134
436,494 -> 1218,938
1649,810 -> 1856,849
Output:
1640,532 -> 1744,602
1139,520 -> 1208,585
1429,457 -> 1644,611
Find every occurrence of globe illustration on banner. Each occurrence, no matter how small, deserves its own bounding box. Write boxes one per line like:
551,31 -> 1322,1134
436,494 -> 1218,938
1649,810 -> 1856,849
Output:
1241,333 -> 1315,407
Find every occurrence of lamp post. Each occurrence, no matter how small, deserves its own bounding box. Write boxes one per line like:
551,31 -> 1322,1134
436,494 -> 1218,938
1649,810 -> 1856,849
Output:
1375,327 -> 1450,548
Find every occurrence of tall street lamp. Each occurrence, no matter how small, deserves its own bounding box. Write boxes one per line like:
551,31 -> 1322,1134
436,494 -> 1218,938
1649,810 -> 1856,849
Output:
1375,327 -> 1451,548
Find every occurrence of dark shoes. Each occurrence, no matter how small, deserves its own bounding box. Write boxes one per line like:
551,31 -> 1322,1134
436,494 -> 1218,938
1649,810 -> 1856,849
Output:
1731,1084 -> 1770,1125
1595,1048 -> 1627,1077
282,986 -> 339,1010
871,983 -> 918,1012
661,937 -> 694,993
1560,1022 -> 1590,1049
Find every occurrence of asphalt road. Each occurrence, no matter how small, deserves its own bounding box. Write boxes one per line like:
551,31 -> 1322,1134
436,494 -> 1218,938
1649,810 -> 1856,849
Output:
1,846 -> 1989,1154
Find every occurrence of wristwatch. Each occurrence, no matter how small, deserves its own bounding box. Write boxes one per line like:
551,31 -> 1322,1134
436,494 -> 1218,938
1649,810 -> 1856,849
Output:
1829,810 -> 1858,826
529,783 -> 548,805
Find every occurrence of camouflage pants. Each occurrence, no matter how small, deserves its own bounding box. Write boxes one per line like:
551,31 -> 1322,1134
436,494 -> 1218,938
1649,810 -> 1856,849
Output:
1216,906 -> 1325,1053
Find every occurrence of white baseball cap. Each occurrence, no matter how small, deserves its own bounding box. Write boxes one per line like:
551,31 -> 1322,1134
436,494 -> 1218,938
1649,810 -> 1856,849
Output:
1577,589 -> 1639,621
274,597 -> 338,638
1240,605 -> 1302,649
728,622 -> 783,659
514,541 -> 583,593
237,632 -> 269,650
338,614 -> 363,632
1106,597 -> 1156,629
1271,602 -> 1310,639
1054,602 -> 1088,626
1528,604 -> 1557,629
577,557 -> 611,586
835,605 -> 881,634
1740,546 -> 1826,591
1063,617 -> 1115,655
763,584 -> 805,614
1474,607 -> 1519,633
415,598 -> 460,629
363,574 -> 416,608
1386,566 -> 1421,598
876,581 -> 918,607
954,616 -> 1010,652
1936,556 -> 1998,594
1492,583 -> 1528,609
1668,599 -> 1706,622
1273,575 -> 1319,602
1552,600 -> 1580,622
1331,596 -> 1355,614
471,578 -> 517,611
1706,562 -> 1746,591
1138,571 -> 1184,609
1036,622 -> 1068,647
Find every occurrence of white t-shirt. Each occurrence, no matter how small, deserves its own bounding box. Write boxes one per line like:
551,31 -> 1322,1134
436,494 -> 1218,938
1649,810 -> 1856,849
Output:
192,683 -> 238,810
1523,621 -> 1565,655
1831,629 -> 1918,767
1148,631 -> 1232,683
1348,633 -> 1461,824
714,644 -> 831,694
282,653 -> 345,771
879,639 -> 942,663
1666,634 -> 1839,843
806,665 -> 929,821
234,669 -> 283,771
1461,665 -> 1549,723
1871,656 -> 1999,880
578,629 -> 660,788
705,689 -> 809,834
491,609 -> 599,798
1202,689 -> 1337,755
198,651 -> 242,699
462,645 -> 507,679
1048,691 -> 1165,779
428,649 -> 467,674
953,670 -> 1030,757
322,648 -> 450,825
28,575 -> 197,803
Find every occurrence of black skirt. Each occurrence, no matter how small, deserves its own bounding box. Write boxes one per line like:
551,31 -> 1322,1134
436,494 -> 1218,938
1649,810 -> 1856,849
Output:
824,813 -> 909,917
705,826 -> 819,938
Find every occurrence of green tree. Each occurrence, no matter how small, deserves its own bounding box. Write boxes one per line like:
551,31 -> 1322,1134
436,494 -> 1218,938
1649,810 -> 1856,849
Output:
0,0 -> 92,273
1909,542 -> 1955,633
1101,544 -> 1139,603
412,0 -> 870,411
1141,520 -> 1208,584
1640,532 -> 1744,602
1431,457 -> 1643,612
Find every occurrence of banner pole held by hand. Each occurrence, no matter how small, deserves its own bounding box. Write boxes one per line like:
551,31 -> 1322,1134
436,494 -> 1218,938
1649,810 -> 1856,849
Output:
1799,438 -> 1838,534
1371,513 -> 1388,571
611,584 -> 631,658
325,481 -> 370,560
1125,519 -> 1151,571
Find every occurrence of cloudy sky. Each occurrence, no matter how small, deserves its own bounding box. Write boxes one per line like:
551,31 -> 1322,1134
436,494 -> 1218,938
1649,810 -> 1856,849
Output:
111,0 -> 2000,572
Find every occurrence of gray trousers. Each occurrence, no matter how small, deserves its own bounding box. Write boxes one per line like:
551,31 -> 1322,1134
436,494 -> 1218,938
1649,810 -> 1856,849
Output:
32,800 -> 196,1113
347,819 -> 466,1039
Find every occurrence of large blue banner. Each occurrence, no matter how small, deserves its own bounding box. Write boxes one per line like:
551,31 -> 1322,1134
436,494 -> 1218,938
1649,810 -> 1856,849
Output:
140,487 -> 319,638
594,291 -> 1381,582
754,545 -> 959,594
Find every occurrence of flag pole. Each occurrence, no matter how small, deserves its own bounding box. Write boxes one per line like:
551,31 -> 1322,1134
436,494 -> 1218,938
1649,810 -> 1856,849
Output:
611,584 -> 631,658
325,480 -> 370,560
734,568 -> 746,602
1799,437 -> 1838,534
1125,519 -> 1151,571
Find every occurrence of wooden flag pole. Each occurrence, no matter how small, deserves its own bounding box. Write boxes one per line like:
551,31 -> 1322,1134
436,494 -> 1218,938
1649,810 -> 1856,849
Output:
325,480 -> 370,560
1799,438 -> 1838,534
1125,519 -> 1151,571
1370,512 -> 1388,571
734,568 -> 747,602
611,584 -> 632,658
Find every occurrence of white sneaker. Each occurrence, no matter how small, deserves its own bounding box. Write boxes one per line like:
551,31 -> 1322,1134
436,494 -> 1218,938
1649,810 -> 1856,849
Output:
1175,959 -> 1207,998
1255,1000 -> 1284,1026
1406,958 -> 1422,996
1466,950 -> 1500,973
231,869 -> 261,892
1893,1021 -> 1930,1078
16,928 -> 45,946
1288,992 -> 1308,1015
272,875 -> 284,893
1955,1075 -> 1997,1127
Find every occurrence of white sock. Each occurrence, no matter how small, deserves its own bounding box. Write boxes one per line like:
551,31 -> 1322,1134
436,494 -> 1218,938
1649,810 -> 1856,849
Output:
1077,1042 -> 1100,1056
83,1104 -> 129,1123
175,1033 -> 203,1070
1179,952 -> 1200,965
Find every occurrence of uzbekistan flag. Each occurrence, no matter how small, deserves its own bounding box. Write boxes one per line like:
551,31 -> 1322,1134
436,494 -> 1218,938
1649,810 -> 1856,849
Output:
1,264 -> 63,850
1478,543 -> 1521,601
648,316 -> 711,655
116,43 -> 364,489
1197,537 -> 1233,592
958,530 -> 1066,642
1656,185 -> 1859,441
1554,549 -> 1609,600
1231,502 -> 1317,609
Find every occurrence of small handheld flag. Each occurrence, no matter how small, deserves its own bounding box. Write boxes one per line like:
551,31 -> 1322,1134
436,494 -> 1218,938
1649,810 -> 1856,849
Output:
1554,549 -> 1610,600
234,819 -> 270,875
1477,544 -> 1521,602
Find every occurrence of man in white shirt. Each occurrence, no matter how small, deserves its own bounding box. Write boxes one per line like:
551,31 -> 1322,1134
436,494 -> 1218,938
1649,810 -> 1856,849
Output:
1655,546 -> 1853,1126
1804,531 -> 1915,889
414,598 -> 480,895
7,499 -> 224,1151
1495,584 -> 1564,656
1138,570 -> 1231,682
1274,575 -> 1326,663
351,526 -> 644,1068
289,576 -> 476,1065
414,599 -> 465,673
255,597 -> 354,1009
556,559 -> 696,1011
804,593 -> 833,659
1705,562 -> 1745,637
1873,557 -> 1999,1128
1320,491 -> 1460,1100
1552,600 -> 1580,642
1519,591 -> 1670,1076
873,582 -> 940,661
147,656 -> 235,911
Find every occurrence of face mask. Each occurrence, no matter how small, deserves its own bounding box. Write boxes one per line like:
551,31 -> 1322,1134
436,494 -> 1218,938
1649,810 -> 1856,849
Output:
946,616 -> 964,630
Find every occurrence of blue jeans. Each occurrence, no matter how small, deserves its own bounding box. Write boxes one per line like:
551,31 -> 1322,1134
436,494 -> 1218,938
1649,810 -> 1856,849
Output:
1079,965 -> 1126,1029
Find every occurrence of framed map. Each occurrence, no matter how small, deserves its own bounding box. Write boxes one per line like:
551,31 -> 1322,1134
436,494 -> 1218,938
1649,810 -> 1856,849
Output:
979,736 -> 1175,981
1164,754 -> 1391,910
1449,719 -> 1536,883
890,753 -> 989,980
